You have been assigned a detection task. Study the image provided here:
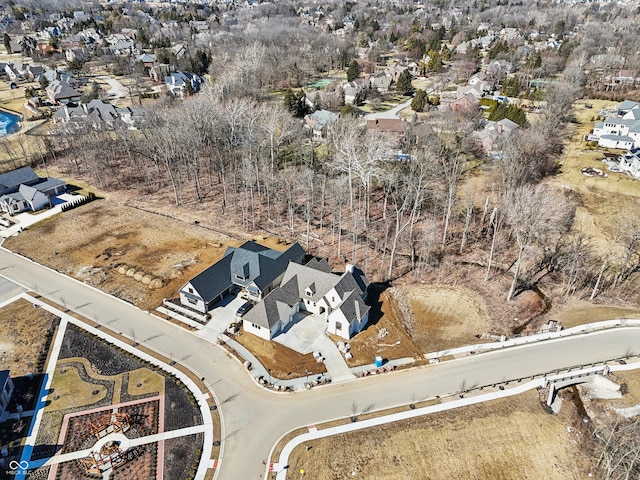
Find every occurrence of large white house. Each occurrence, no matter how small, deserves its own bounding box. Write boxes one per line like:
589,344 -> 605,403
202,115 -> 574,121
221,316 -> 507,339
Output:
589,100 -> 640,149
0,166 -> 66,215
616,147 -> 640,179
243,258 -> 370,341
178,241 -> 305,314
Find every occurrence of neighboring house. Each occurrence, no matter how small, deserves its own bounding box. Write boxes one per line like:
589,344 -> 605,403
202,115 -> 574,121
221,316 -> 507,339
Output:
448,93 -> 480,115
179,241 -> 305,313
149,63 -> 172,83
0,370 -> 14,422
616,147 -> 640,179
343,78 -> 369,105
470,118 -> 519,155
370,73 -> 392,92
366,118 -> 408,141
65,48 -> 90,63
26,65 -> 44,82
456,84 -> 486,99
0,166 -> 66,215
46,79 -> 81,105
588,100 -> 640,150
243,258 -> 370,341
136,53 -> 157,69
304,109 -> 339,138
165,71 -> 204,97
52,99 -> 144,131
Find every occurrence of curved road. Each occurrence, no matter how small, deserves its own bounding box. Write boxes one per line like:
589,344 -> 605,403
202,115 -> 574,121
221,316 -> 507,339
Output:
1,248 -> 639,479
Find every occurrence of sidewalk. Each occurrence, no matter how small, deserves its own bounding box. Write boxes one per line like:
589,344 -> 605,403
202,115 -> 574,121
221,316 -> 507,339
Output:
221,334 -> 415,391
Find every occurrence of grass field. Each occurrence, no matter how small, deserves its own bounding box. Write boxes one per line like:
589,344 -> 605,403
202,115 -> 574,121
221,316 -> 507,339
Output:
0,298 -> 57,375
286,390 -> 590,480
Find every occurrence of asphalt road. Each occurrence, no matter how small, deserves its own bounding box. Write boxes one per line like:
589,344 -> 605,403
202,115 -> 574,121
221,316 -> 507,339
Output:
1,247 -> 639,479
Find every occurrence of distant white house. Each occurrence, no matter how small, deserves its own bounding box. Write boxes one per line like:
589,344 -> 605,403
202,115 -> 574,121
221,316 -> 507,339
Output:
165,71 -> 204,97
616,147 -> 640,179
588,100 -> 640,150
0,166 -> 65,215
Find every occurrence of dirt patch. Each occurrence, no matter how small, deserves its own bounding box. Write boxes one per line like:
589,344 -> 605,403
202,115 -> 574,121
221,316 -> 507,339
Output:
404,284 -> 490,354
4,201 -> 238,309
332,289 -> 423,367
0,298 -> 57,375
233,330 -> 327,380
285,390 -> 590,480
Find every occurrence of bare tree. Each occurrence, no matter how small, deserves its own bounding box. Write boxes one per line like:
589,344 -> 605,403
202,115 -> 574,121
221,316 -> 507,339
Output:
503,185 -> 575,301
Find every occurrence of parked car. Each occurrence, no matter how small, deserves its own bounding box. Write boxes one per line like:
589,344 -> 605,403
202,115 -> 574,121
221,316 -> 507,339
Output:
236,301 -> 253,317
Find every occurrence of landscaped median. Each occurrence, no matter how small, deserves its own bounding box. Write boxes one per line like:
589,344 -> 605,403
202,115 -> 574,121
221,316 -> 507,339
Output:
11,292 -> 219,480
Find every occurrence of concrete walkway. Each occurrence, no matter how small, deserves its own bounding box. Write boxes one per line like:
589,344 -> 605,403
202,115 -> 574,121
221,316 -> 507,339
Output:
314,333 -> 354,383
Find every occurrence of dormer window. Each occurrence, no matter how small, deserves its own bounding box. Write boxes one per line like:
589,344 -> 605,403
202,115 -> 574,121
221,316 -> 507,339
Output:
305,282 -> 316,297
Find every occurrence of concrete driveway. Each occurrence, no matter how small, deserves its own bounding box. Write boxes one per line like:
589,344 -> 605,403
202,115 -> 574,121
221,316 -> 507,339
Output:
98,75 -> 129,99
196,294 -> 247,343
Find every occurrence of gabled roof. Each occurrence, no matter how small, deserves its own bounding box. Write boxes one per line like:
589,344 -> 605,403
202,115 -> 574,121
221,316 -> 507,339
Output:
332,289 -> 369,323
181,241 -> 305,304
618,100 -> 639,111
18,184 -> 41,201
244,276 -> 300,329
0,166 -> 40,194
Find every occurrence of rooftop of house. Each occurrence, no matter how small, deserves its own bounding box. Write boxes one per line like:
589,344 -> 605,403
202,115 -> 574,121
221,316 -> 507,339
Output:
0,166 -> 40,192
182,241 -> 305,303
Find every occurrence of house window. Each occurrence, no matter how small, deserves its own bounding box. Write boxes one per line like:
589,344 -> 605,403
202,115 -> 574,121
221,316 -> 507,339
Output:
306,290 -> 312,297
252,323 -> 260,329
235,274 -> 247,281
332,296 -> 335,302
188,287 -> 193,294
335,321 -> 343,330
187,298 -> 196,305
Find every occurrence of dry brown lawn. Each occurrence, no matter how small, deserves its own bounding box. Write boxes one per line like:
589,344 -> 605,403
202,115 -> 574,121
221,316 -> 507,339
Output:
551,299 -> 640,329
234,329 -> 327,379
4,201 -> 239,309
286,390 -> 590,480
407,284 -> 491,354
0,298 -> 57,375
611,368 -> 640,407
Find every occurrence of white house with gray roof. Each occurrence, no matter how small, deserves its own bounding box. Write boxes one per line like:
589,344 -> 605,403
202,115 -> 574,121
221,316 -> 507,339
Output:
0,166 -> 66,215
243,258 -> 370,341
179,241 -> 305,314
589,100 -> 640,150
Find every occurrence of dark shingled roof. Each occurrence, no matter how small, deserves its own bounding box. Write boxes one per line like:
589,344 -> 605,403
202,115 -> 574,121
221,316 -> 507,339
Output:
180,241 -> 305,306
0,166 -> 40,195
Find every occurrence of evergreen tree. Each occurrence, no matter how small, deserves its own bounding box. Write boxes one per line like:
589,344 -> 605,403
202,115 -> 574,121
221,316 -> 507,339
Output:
3,33 -> 11,54
283,89 -> 308,118
396,69 -> 414,96
346,60 -> 362,82
411,89 -> 427,112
